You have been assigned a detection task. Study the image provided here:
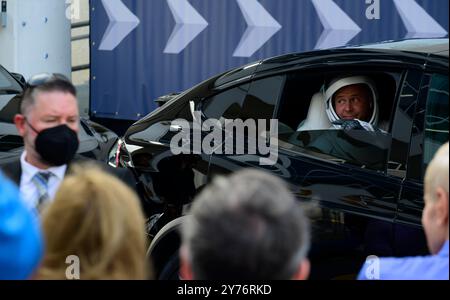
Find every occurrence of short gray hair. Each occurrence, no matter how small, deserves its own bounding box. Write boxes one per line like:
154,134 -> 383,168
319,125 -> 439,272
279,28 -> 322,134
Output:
182,169 -> 310,280
20,77 -> 77,116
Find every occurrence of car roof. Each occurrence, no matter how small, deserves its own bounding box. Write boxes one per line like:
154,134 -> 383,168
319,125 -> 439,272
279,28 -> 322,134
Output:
348,38 -> 449,57
255,38 -> 448,75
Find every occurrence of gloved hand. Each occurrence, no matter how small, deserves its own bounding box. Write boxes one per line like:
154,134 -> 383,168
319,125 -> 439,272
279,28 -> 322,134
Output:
332,119 -> 365,131
332,119 -> 381,132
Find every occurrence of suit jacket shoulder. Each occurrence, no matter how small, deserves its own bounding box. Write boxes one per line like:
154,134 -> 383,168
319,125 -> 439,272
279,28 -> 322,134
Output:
0,158 -> 22,186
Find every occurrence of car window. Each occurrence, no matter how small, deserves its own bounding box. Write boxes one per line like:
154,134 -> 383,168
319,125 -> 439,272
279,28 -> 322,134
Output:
423,74 -> 449,168
277,68 -> 401,172
202,84 -> 250,120
202,76 -> 284,121
242,75 -> 284,120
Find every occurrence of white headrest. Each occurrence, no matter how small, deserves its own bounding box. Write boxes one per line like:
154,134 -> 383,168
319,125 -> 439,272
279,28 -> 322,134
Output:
297,92 -> 332,131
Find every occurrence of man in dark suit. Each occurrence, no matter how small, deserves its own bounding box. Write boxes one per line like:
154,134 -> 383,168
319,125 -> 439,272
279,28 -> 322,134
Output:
1,73 -> 135,212
0,171 -> 43,279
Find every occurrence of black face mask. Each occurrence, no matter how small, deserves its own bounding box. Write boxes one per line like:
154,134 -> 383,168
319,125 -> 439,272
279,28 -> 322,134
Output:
26,121 -> 79,166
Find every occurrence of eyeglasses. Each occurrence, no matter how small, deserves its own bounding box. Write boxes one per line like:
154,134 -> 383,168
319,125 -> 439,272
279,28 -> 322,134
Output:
26,73 -> 71,90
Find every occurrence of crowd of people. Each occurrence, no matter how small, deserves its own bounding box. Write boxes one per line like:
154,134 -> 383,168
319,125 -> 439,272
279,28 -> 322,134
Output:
0,74 -> 448,280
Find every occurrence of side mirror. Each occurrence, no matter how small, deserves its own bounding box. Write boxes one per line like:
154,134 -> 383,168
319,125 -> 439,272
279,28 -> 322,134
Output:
11,72 -> 26,87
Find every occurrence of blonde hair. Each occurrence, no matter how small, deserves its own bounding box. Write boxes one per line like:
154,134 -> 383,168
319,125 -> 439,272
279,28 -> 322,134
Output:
36,163 -> 151,279
425,142 -> 449,200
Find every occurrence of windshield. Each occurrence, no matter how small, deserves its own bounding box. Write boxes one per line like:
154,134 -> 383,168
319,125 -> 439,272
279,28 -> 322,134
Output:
0,66 -> 23,94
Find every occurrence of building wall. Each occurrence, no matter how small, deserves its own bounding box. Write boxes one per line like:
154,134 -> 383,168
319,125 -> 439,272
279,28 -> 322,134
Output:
71,0 -> 90,117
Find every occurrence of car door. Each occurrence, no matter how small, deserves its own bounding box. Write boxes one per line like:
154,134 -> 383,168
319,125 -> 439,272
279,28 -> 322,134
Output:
275,66 -> 425,279
206,58 -> 424,278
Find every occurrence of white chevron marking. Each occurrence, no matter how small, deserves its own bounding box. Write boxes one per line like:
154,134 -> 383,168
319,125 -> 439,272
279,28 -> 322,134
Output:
311,0 -> 361,49
99,0 -> 140,51
393,0 -> 447,38
233,0 -> 282,57
164,0 -> 209,54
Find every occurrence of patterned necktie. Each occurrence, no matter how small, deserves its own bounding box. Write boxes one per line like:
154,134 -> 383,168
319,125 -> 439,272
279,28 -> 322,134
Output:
31,172 -> 51,208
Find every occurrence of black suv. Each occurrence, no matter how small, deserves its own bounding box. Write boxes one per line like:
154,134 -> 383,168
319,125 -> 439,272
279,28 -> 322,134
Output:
111,38 -> 449,279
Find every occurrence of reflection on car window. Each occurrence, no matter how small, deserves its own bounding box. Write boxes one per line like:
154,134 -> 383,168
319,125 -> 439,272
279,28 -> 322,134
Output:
424,74 -> 449,167
244,76 -> 284,120
202,84 -> 250,120
202,76 -> 284,121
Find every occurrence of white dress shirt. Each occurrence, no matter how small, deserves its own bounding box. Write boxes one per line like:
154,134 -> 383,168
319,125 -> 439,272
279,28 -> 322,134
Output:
19,151 -> 67,210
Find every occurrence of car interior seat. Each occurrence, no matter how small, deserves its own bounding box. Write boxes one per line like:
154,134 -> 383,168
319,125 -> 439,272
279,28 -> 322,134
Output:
297,92 -> 332,131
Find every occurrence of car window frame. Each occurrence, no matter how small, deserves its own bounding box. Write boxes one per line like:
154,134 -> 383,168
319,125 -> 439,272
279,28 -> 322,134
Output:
406,70 -> 449,183
395,69 -> 448,229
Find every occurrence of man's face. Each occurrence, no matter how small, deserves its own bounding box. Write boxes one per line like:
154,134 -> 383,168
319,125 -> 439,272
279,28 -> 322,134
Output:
333,84 -> 372,122
15,90 -> 79,164
422,188 -> 448,255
